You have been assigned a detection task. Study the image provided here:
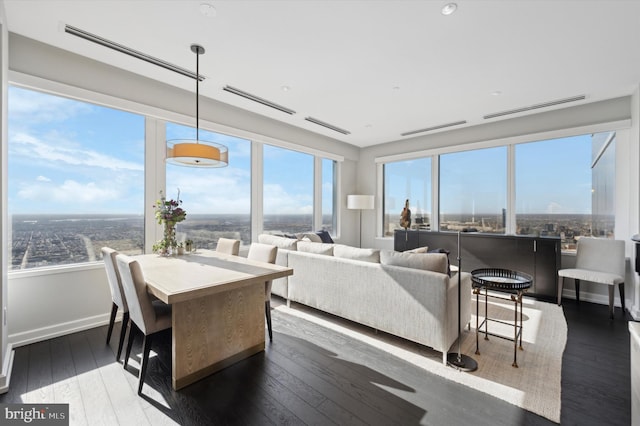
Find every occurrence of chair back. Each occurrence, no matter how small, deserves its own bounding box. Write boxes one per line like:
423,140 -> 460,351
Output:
216,238 -> 240,255
248,243 -> 277,301
575,237 -> 625,277
116,254 -> 158,335
102,247 -> 128,312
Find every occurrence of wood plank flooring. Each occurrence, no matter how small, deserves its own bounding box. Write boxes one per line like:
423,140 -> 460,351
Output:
0,297 -> 632,425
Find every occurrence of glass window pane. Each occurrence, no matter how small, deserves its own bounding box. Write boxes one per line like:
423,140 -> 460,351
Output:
263,145 -> 313,234
165,122 -> 251,249
8,86 -> 145,270
321,158 -> 336,234
515,132 -> 615,249
439,147 -> 506,233
592,132 -> 616,238
383,158 -> 431,236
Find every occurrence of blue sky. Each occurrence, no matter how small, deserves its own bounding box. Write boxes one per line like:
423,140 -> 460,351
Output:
9,85 -> 596,217
8,86 -> 329,216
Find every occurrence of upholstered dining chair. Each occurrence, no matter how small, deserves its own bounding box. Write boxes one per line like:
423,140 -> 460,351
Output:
216,237 -> 240,255
116,253 -> 172,395
101,247 -> 129,362
557,237 -> 625,319
247,242 -> 278,341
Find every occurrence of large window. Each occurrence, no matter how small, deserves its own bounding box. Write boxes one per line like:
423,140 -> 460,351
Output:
440,147 -> 507,233
165,122 -> 252,249
263,144 -> 314,234
8,86 -> 145,270
515,132 -> 615,249
383,158 -> 432,236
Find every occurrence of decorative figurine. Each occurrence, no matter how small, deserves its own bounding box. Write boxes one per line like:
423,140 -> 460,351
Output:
400,199 -> 411,229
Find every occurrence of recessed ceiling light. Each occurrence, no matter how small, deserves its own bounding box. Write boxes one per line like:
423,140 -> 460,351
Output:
281,85 -> 291,92
491,90 -> 502,96
200,2 -> 217,17
392,86 -> 400,91
441,3 -> 458,16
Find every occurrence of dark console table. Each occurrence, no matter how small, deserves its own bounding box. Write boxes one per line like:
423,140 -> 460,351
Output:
394,230 -> 560,300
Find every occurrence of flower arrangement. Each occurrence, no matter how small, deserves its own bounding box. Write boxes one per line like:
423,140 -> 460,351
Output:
152,189 -> 187,254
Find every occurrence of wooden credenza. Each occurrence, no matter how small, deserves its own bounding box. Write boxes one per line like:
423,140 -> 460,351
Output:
394,230 -> 561,300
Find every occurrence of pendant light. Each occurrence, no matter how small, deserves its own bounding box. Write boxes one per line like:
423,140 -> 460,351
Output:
166,44 -> 228,167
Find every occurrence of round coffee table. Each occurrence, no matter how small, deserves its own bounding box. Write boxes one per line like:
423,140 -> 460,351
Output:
471,268 -> 533,368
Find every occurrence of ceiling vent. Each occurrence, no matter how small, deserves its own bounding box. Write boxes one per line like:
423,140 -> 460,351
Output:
223,85 -> 296,115
64,24 -> 201,80
401,120 -> 467,137
483,95 -> 586,120
304,117 -> 351,135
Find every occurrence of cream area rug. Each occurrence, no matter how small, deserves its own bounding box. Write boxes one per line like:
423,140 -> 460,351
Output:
273,294 -> 567,423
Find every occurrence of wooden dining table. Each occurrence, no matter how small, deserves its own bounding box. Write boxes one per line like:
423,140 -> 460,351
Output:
135,249 -> 293,390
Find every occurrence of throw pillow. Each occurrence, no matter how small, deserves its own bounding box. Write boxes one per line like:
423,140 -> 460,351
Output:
315,230 -> 335,244
258,234 -> 298,250
297,241 -> 334,255
301,232 -> 323,243
379,250 -> 448,275
406,246 -> 429,253
333,245 -> 380,263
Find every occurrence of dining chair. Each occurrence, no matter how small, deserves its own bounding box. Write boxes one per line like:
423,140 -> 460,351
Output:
247,242 -> 278,341
557,237 -> 626,319
216,237 -> 240,255
116,253 -> 172,395
101,247 -> 129,362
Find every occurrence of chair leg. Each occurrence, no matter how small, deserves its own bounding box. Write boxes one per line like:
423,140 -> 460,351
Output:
575,279 -> 580,304
124,322 -> 137,369
265,300 -> 273,342
106,302 -> 118,344
557,276 -> 564,305
608,285 -> 615,319
138,334 -> 153,395
619,282 -> 626,316
116,312 -> 129,362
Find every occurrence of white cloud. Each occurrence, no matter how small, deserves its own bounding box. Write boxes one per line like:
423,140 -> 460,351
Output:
10,132 -> 142,171
9,87 -> 92,124
36,176 -> 51,182
17,179 -> 120,204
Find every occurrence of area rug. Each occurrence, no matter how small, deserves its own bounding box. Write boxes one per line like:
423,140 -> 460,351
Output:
273,294 -> 567,423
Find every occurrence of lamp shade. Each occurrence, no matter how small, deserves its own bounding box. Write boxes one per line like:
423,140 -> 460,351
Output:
347,195 -> 374,210
167,139 -> 228,167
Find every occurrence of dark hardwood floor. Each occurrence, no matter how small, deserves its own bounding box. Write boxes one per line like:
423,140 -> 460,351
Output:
0,297 -> 632,425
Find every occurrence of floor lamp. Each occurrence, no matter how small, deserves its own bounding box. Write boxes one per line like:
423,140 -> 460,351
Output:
347,195 -> 374,248
447,231 -> 478,371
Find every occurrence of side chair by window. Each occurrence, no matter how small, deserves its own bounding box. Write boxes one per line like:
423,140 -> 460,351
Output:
216,238 -> 241,255
557,237 -> 625,319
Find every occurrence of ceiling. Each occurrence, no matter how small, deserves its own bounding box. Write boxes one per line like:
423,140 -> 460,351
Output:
3,0 -> 640,148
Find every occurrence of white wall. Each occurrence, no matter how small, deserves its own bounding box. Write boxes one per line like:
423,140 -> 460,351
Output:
8,265 -> 112,346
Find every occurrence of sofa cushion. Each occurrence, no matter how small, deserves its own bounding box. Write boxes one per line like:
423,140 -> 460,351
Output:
406,246 -> 429,253
258,234 -> 298,250
333,245 -> 380,263
297,241 -> 334,255
380,250 -> 448,274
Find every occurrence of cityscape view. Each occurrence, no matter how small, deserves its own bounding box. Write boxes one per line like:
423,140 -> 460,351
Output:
10,212 -> 609,270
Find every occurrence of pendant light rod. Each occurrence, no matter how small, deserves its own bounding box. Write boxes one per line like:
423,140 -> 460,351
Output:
191,44 -> 204,141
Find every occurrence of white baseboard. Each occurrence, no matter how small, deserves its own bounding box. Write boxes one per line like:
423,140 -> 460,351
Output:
0,343 -> 15,394
9,312 -> 123,348
561,289 -> 628,310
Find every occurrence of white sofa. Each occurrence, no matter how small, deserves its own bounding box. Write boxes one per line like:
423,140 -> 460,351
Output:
258,234 -> 472,364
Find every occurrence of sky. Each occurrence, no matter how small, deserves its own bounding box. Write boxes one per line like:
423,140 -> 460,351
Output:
9,85 -> 601,217
7,85 -> 333,216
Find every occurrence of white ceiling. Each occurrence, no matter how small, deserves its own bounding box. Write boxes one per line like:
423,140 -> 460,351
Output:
3,0 -> 640,148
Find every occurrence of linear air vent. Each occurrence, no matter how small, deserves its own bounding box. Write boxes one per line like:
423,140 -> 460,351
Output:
304,117 -> 351,135
223,85 -> 296,115
483,95 -> 586,120
401,120 -> 467,137
64,24 -> 202,80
